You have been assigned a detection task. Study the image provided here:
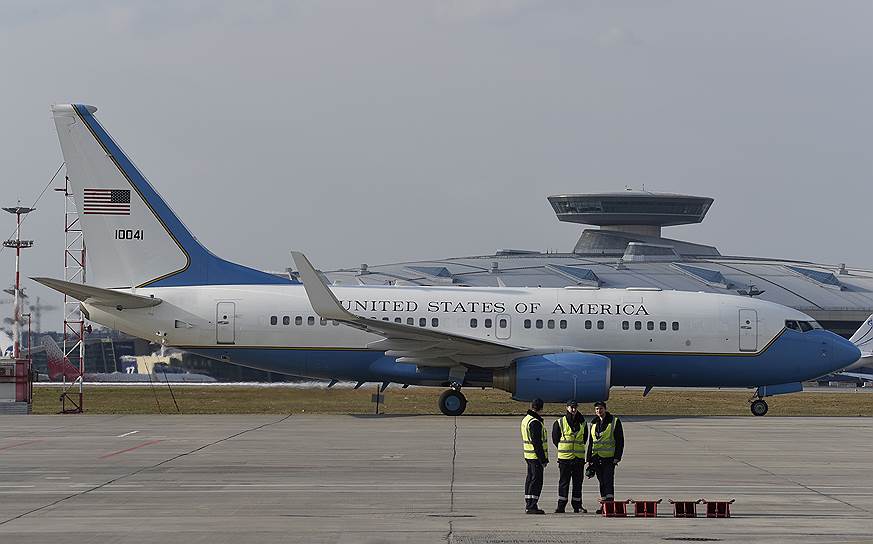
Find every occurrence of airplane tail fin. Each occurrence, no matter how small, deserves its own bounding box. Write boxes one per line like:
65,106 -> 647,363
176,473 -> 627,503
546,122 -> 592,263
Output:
849,314 -> 873,355
50,104 -> 293,289
842,315 -> 873,371
41,335 -> 81,381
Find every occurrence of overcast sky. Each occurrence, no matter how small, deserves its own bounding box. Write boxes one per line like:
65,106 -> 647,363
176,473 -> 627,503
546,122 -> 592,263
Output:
0,0 -> 871,331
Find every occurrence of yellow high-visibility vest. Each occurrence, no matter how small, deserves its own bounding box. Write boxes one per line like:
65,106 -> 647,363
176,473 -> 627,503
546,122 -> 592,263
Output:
557,416 -> 586,460
590,417 -> 619,458
521,414 -> 548,461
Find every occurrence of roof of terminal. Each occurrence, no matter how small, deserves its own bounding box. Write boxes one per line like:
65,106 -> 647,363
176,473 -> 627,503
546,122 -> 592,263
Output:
315,192 -> 873,335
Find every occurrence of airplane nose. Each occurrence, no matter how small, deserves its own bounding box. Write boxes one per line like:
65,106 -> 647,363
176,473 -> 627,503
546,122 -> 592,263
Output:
833,337 -> 862,369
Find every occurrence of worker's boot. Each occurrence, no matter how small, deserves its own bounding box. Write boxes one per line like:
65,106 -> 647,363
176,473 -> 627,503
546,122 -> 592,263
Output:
554,501 -> 567,513
572,500 -> 585,513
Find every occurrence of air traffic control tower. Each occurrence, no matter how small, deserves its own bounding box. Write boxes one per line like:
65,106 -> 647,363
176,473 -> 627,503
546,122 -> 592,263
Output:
547,192 -> 720,258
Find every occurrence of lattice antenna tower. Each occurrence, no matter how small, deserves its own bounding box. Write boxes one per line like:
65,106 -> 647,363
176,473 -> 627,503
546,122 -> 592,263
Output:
55,176 -> 86,413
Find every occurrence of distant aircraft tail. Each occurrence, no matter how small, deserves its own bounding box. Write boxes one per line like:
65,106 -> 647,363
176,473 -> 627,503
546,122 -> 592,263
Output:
843,315 -> 873,371
50,104 -> 293,289
41,335 -> 81,381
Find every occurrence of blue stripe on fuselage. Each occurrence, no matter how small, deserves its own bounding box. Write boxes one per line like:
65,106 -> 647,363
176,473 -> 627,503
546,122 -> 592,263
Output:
183,329 -> 844,387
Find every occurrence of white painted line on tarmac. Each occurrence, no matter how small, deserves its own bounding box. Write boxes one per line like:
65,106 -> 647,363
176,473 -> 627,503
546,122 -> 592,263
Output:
117,430 -> 139,438
0,485 -> 35,488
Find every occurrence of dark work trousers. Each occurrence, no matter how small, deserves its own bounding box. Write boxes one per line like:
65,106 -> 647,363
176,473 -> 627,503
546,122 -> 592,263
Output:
524,459 -> 544,509
556,460 -> 583,511
593,458 -> 616,499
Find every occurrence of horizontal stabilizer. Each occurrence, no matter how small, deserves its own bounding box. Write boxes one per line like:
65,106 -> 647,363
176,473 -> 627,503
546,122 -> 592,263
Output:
31,277 -> 162,309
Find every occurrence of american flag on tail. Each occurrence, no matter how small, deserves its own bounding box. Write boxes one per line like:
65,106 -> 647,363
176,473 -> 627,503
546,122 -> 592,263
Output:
84,188 -> 131,215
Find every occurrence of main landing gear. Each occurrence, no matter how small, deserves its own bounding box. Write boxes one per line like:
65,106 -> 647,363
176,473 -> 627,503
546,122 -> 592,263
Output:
750,398 -> 769,417
439,385 -> 467,416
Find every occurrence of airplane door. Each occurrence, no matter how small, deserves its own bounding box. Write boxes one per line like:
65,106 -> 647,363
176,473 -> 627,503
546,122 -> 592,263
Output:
216,302 -> 236,345
739,309 -> 757,352
496,314 -> 511,340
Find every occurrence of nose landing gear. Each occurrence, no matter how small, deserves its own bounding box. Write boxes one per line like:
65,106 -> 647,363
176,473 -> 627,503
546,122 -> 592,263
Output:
438,384 -> 467,416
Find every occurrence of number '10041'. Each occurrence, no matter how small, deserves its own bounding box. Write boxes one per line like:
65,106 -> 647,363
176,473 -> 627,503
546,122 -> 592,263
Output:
115,229 -> 144,240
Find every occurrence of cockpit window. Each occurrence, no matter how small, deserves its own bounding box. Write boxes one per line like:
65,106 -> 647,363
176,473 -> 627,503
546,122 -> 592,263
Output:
786,320 -> 821,332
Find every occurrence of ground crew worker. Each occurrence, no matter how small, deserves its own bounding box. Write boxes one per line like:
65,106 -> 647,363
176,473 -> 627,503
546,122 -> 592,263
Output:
551,400 -> 588,513
521,397 -> 548,514
586,400 -> 624,513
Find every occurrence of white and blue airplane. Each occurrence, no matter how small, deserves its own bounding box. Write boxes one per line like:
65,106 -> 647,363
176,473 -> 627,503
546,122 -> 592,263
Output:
35,104 -> 862,416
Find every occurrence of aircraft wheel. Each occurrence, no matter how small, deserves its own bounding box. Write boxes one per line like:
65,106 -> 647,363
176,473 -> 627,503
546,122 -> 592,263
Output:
439,389 -> 467,416
750,399 -> 769,417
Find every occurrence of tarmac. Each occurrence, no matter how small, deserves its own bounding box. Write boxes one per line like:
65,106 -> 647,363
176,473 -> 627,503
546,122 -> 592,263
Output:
0,415 -> 871,543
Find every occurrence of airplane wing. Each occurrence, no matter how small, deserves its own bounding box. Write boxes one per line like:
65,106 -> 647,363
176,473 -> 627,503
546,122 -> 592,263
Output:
31,277 -> 162,309
291,251 -> 528,368
839,371 -> 873,382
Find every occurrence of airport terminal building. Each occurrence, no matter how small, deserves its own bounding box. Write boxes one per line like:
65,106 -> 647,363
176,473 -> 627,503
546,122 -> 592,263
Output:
322,192 -> 873,338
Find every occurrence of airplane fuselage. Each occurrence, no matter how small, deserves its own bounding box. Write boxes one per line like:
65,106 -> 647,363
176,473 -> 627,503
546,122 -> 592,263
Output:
83,284 -> 853,389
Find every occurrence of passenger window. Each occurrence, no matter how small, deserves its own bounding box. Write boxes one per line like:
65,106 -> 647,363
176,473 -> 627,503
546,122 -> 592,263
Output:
635,321 -> 642,331
660,321 -> 667,331
407,317 -> 414,325
394,317 -> 402,323
308,316 -> 315,325
295,316 -> 303,326
524,319 -> 531,329
647,321 -> 654,331
470,318 -> 478,328
382,317 -> 389,321
485,318 -> 493,328
622,321 -> 629,330
332,320 -> 340,326
799,321 -> 813,332
535,319 -> 543,329
432,318 -> 439,327
597,320 -> 604,330
499,318 -> 507,328
547,319 -> 555,329
270,316 -> 277,326
419,318 -> 427,327
672,321 -> 679,331
560,320 -> 567,330
283,316 -> 290,326
319,317 -> 326,326
785,320 -> 800,331
585,320 -> 592,330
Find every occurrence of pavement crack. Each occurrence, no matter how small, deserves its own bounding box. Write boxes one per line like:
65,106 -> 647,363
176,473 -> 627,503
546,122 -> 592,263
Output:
444,416 -> 459,543
449,416 -> 458,513
445,519 -> 455,544
0,413 -> 293,526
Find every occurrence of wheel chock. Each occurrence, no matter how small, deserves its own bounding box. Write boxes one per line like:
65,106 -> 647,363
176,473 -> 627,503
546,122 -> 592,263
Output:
668,499 -> 702,518
701,499 -> 735,518
629,499 -> 662,517
599,499 -> 631,517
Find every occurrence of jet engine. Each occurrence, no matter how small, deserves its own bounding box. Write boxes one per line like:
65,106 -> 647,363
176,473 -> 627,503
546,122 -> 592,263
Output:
492,352 -> 611,403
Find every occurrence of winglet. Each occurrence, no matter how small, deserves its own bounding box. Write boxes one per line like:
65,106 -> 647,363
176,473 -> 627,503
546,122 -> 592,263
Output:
291,252 -> 354,321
